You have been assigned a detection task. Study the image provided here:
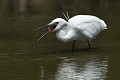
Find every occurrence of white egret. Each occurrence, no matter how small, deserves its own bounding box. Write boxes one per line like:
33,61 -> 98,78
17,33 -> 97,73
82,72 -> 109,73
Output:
36,14 -> 107,52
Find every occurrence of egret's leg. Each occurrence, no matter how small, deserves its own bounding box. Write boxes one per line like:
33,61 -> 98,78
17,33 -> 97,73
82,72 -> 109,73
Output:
88,40 -> 91,52
72,40 -> 76,52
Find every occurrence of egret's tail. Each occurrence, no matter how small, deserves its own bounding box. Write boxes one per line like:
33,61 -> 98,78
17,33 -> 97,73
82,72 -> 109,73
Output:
100,20 -> 107,30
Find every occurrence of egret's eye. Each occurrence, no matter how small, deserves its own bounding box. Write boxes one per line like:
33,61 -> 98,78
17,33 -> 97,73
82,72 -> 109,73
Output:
53,22 -> 59,27
54,22 -> 59,25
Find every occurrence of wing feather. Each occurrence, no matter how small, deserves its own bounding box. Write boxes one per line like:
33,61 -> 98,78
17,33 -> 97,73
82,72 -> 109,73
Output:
68,15 -> 107,39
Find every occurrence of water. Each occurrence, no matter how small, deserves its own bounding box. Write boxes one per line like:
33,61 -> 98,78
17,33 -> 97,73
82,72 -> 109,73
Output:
0,0 -> 120,80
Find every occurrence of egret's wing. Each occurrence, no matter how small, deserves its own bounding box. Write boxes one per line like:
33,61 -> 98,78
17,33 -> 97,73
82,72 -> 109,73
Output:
69,15 -> 107,30
76,22 -> 103,39
68,15 -> 107,39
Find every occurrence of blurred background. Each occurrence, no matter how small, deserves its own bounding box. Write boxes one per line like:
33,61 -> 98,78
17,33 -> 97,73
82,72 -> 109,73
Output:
0,0 -> 120,80
0,0 -> 119,40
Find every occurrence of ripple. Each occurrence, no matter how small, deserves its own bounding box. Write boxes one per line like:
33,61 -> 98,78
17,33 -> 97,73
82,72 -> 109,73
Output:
55,56 -> 108,80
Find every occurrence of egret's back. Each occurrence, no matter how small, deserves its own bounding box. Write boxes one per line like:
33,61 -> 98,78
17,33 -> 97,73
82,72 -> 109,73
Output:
68,15 -> 107,40
69,15 -> 107,29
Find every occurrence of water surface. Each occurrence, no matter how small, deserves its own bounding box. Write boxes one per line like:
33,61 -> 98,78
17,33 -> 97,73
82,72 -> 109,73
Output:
0,0 -> 120,80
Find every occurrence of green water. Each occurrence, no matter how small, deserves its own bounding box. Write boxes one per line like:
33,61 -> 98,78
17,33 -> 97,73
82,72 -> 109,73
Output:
0,0 -> 120,80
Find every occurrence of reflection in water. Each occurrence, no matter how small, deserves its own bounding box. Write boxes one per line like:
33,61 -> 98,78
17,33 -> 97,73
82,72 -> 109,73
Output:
41,66 -> 44,80
56,56 -> 108,80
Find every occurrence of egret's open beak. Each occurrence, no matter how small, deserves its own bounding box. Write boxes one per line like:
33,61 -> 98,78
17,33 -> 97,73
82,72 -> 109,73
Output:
35,24 -> 49,31
35,22 -> 58,42
37,32 -> 49,42
35,24 -> 50,42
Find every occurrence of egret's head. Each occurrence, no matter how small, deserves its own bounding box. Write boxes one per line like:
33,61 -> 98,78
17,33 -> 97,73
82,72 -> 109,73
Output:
35,18 -> 67,41
48,18 -> 68,32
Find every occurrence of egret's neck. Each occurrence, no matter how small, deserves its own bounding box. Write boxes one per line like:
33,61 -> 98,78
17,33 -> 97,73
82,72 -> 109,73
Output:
56,22 -> 70,42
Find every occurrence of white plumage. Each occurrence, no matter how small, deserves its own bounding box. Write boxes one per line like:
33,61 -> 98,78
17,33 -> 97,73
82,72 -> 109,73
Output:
36,15 -> 107,52
52,15 -> 107,42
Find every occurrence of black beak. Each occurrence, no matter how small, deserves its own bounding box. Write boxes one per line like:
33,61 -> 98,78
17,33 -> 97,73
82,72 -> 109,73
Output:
35,22 -> 59,42
35,24 -> 50,42
37,32 -> 49,42
35,24 -> 49,31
